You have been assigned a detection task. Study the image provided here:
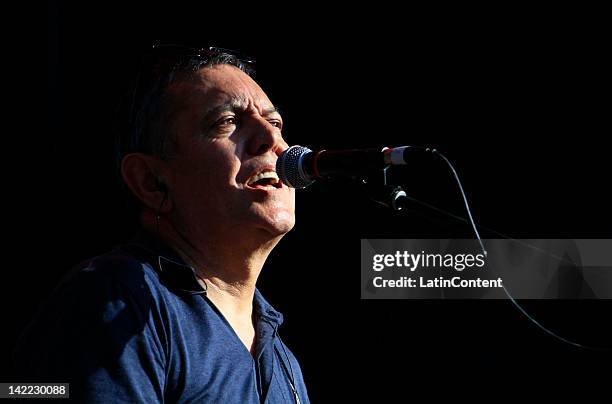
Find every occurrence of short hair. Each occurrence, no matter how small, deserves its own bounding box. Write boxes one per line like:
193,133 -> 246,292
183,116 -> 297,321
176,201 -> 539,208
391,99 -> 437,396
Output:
115,43 -> 256,177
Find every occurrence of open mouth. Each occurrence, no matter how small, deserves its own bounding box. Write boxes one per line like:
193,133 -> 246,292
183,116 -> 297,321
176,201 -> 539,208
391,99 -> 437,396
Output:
246,170 -> 282,190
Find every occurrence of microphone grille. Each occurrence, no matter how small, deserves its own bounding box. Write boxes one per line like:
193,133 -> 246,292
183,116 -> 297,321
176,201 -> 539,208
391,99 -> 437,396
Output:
277,145 -> 314,189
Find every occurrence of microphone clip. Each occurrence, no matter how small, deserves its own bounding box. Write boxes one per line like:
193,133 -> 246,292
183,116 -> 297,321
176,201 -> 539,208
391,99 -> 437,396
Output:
359,166 -> 409,211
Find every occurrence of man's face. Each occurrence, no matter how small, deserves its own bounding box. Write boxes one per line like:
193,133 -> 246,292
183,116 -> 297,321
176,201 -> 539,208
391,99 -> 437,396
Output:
161,64 -> 295,242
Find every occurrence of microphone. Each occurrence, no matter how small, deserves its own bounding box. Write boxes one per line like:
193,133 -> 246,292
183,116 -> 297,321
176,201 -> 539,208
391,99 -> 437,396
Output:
276,145 -> 414,188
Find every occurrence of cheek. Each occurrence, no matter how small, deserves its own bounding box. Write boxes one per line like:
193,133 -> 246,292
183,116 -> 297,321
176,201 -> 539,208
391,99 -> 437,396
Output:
187,146 -> 240,187
210,147 -> 242,185
169,161 -> 240,213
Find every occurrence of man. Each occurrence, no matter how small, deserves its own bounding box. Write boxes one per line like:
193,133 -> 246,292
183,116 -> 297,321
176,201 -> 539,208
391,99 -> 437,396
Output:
14,44 -> 309,403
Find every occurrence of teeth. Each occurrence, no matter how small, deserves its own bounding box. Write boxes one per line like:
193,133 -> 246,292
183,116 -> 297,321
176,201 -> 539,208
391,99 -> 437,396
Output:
247,170 -> 280,186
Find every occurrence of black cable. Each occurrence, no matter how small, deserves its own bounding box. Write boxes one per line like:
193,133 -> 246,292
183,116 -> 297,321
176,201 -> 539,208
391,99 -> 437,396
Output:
415,147 -> 610,351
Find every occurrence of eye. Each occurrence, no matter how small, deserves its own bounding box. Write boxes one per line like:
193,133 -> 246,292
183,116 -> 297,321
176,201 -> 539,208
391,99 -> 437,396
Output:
216,116 -> 237,126
268,120 -> 283,129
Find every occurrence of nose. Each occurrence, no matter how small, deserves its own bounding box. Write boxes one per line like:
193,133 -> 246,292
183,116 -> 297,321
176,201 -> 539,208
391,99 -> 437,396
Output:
245,116 -> 286,157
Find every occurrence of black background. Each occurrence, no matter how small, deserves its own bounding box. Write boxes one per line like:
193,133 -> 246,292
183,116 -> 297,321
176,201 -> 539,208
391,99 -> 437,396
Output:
2,1 -> 611,401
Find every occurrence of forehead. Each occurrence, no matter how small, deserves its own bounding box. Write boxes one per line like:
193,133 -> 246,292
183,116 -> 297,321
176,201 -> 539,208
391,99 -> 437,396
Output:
173,64 -> 274,112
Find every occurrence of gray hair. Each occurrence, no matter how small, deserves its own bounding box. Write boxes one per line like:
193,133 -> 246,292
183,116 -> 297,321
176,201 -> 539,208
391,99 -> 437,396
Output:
112,45 -> 256,212
115,45 -> 256,176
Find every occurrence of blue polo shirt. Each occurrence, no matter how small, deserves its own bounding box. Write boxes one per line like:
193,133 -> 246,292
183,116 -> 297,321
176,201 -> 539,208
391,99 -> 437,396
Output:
13,232 -> 310,403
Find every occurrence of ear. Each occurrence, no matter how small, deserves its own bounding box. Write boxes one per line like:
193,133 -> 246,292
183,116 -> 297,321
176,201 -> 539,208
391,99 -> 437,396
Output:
121,153 -> 173,212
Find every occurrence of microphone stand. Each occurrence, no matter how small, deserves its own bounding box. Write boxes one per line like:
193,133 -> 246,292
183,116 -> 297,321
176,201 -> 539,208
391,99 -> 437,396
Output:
359,166 -> 409,211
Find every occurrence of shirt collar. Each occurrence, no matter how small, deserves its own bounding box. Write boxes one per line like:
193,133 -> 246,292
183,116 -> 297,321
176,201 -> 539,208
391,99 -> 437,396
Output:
122,230 -> 205,295
253,288 -> 284,327
121,230 -> 284,326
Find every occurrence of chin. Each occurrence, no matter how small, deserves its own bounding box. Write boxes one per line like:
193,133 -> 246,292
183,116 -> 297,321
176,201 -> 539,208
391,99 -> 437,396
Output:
256,209 -> 296,237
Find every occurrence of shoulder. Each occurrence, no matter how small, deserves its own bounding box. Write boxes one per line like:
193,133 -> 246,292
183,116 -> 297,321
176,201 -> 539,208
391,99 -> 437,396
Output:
62,247 -> 163,302
25,247 -> 168,333
13,247 -> 171,395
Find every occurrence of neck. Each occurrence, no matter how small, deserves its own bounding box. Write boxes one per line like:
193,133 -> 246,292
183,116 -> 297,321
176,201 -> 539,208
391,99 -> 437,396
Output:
142,211 -> 282,320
